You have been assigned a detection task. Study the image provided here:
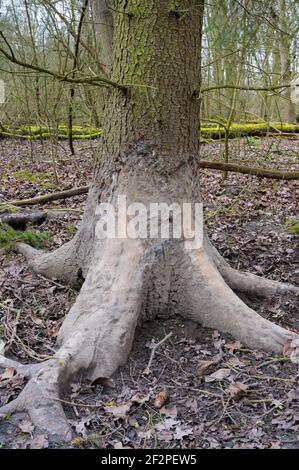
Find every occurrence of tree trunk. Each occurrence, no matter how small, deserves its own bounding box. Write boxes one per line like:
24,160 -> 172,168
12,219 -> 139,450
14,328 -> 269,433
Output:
1,0 -> 298,442
279,0 -> 296,123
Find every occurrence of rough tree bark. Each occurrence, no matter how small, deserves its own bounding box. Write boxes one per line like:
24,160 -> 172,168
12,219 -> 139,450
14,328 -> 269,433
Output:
1,0 -> 298,442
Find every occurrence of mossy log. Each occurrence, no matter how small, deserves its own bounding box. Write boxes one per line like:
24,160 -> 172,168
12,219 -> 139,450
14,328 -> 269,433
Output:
0,122 -> 298,142
0,125 -> 101,140
200,122 -> 299,140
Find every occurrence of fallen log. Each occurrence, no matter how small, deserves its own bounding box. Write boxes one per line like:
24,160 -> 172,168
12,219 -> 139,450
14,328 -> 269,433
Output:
1,162 -> 298,208
4,186 -> 89,207
199,161 -> 299,180
0,210 -> 47,229
0,210 -> 72,229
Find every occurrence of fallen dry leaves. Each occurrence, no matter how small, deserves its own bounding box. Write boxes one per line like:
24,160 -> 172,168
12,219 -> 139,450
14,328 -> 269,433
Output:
0,367 -> 15,381
205,368 -> 231,383
196,351 -> 223,376
227,382 -> 248,400
0,137 -> 298,449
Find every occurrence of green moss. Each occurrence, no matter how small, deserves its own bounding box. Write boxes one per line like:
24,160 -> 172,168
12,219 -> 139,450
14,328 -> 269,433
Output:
0,223 -> 50,251
71,431 -> 104,448
66,224 -> 77,236
12,170 -> 51,183
285,218 -> 299,235
0,203 -> 19,213
0,125 -> 102,140
1,121 -> 297,143
200,122 -> 299,141
40,182 -> 56,190
244,136 -> 261,146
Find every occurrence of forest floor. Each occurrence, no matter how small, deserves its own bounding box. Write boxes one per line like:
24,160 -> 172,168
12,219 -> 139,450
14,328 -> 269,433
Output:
0,136 -> 298,449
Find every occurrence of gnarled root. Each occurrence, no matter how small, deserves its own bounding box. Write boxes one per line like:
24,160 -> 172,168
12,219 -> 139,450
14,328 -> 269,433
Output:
0,358 -> 71,442
1,238 -> 150,441
205,234 -> 299,298
16,240 -> 81,286
180,247 -> 299,353
15,185 -> 100,286
0,355 -> 43,378
2,235 -> 298,440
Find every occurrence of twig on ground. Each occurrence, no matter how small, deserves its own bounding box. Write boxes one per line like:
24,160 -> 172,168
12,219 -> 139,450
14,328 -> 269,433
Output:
143,332 -> 173,375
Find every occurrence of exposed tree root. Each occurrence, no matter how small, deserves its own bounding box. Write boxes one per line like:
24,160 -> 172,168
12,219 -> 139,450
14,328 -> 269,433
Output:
205,235 -> 299,298
0,358 -> 71,441
14,186 -> 100,285
0,356 -> 43,378
1,233 -> 298,441
1,238 -> 151,441
180,247 -> 298,352
16,240 -> 81,286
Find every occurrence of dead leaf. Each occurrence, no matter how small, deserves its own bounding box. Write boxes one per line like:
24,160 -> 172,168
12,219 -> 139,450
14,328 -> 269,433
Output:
214,338 -> 225,350
283,339 -> 294,356
18,420 -> 35,434
160,405 -> 178,418
104,402 -> 132,419
114,441 -> 123,449
270,441 -> 281,449
30,315 -> 44,326
130,392 -> 150,405
70,416 -> 91,437
228,381 -> 248,400
114,442 -> 132,449
0,367 -> 15,381
283,338 -> 299,364
196,359 -> 216,377
137,429 -> 153,440
30,434 -> 49,449
155,430 -> 174,443
91,377 -> 115,388
173,426 -> 193,440
226,357 -> 245,368
225,340 -> 241,353
153,389 -> 168,409
205,368 -> 231,383
196,351 -> 222,376
252,351 -> 264,360
155,418 -> 179,431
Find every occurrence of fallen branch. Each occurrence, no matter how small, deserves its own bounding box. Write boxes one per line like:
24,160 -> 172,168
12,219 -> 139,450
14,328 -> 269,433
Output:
199,161 -> 299,180
3,186 -> 89,207
200,83 -> 291,94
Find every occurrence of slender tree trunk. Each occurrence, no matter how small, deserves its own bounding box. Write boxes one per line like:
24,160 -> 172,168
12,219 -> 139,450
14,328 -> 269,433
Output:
1,0 -> 298,442
90,0 -> 114,73
279,0 -> 296,123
